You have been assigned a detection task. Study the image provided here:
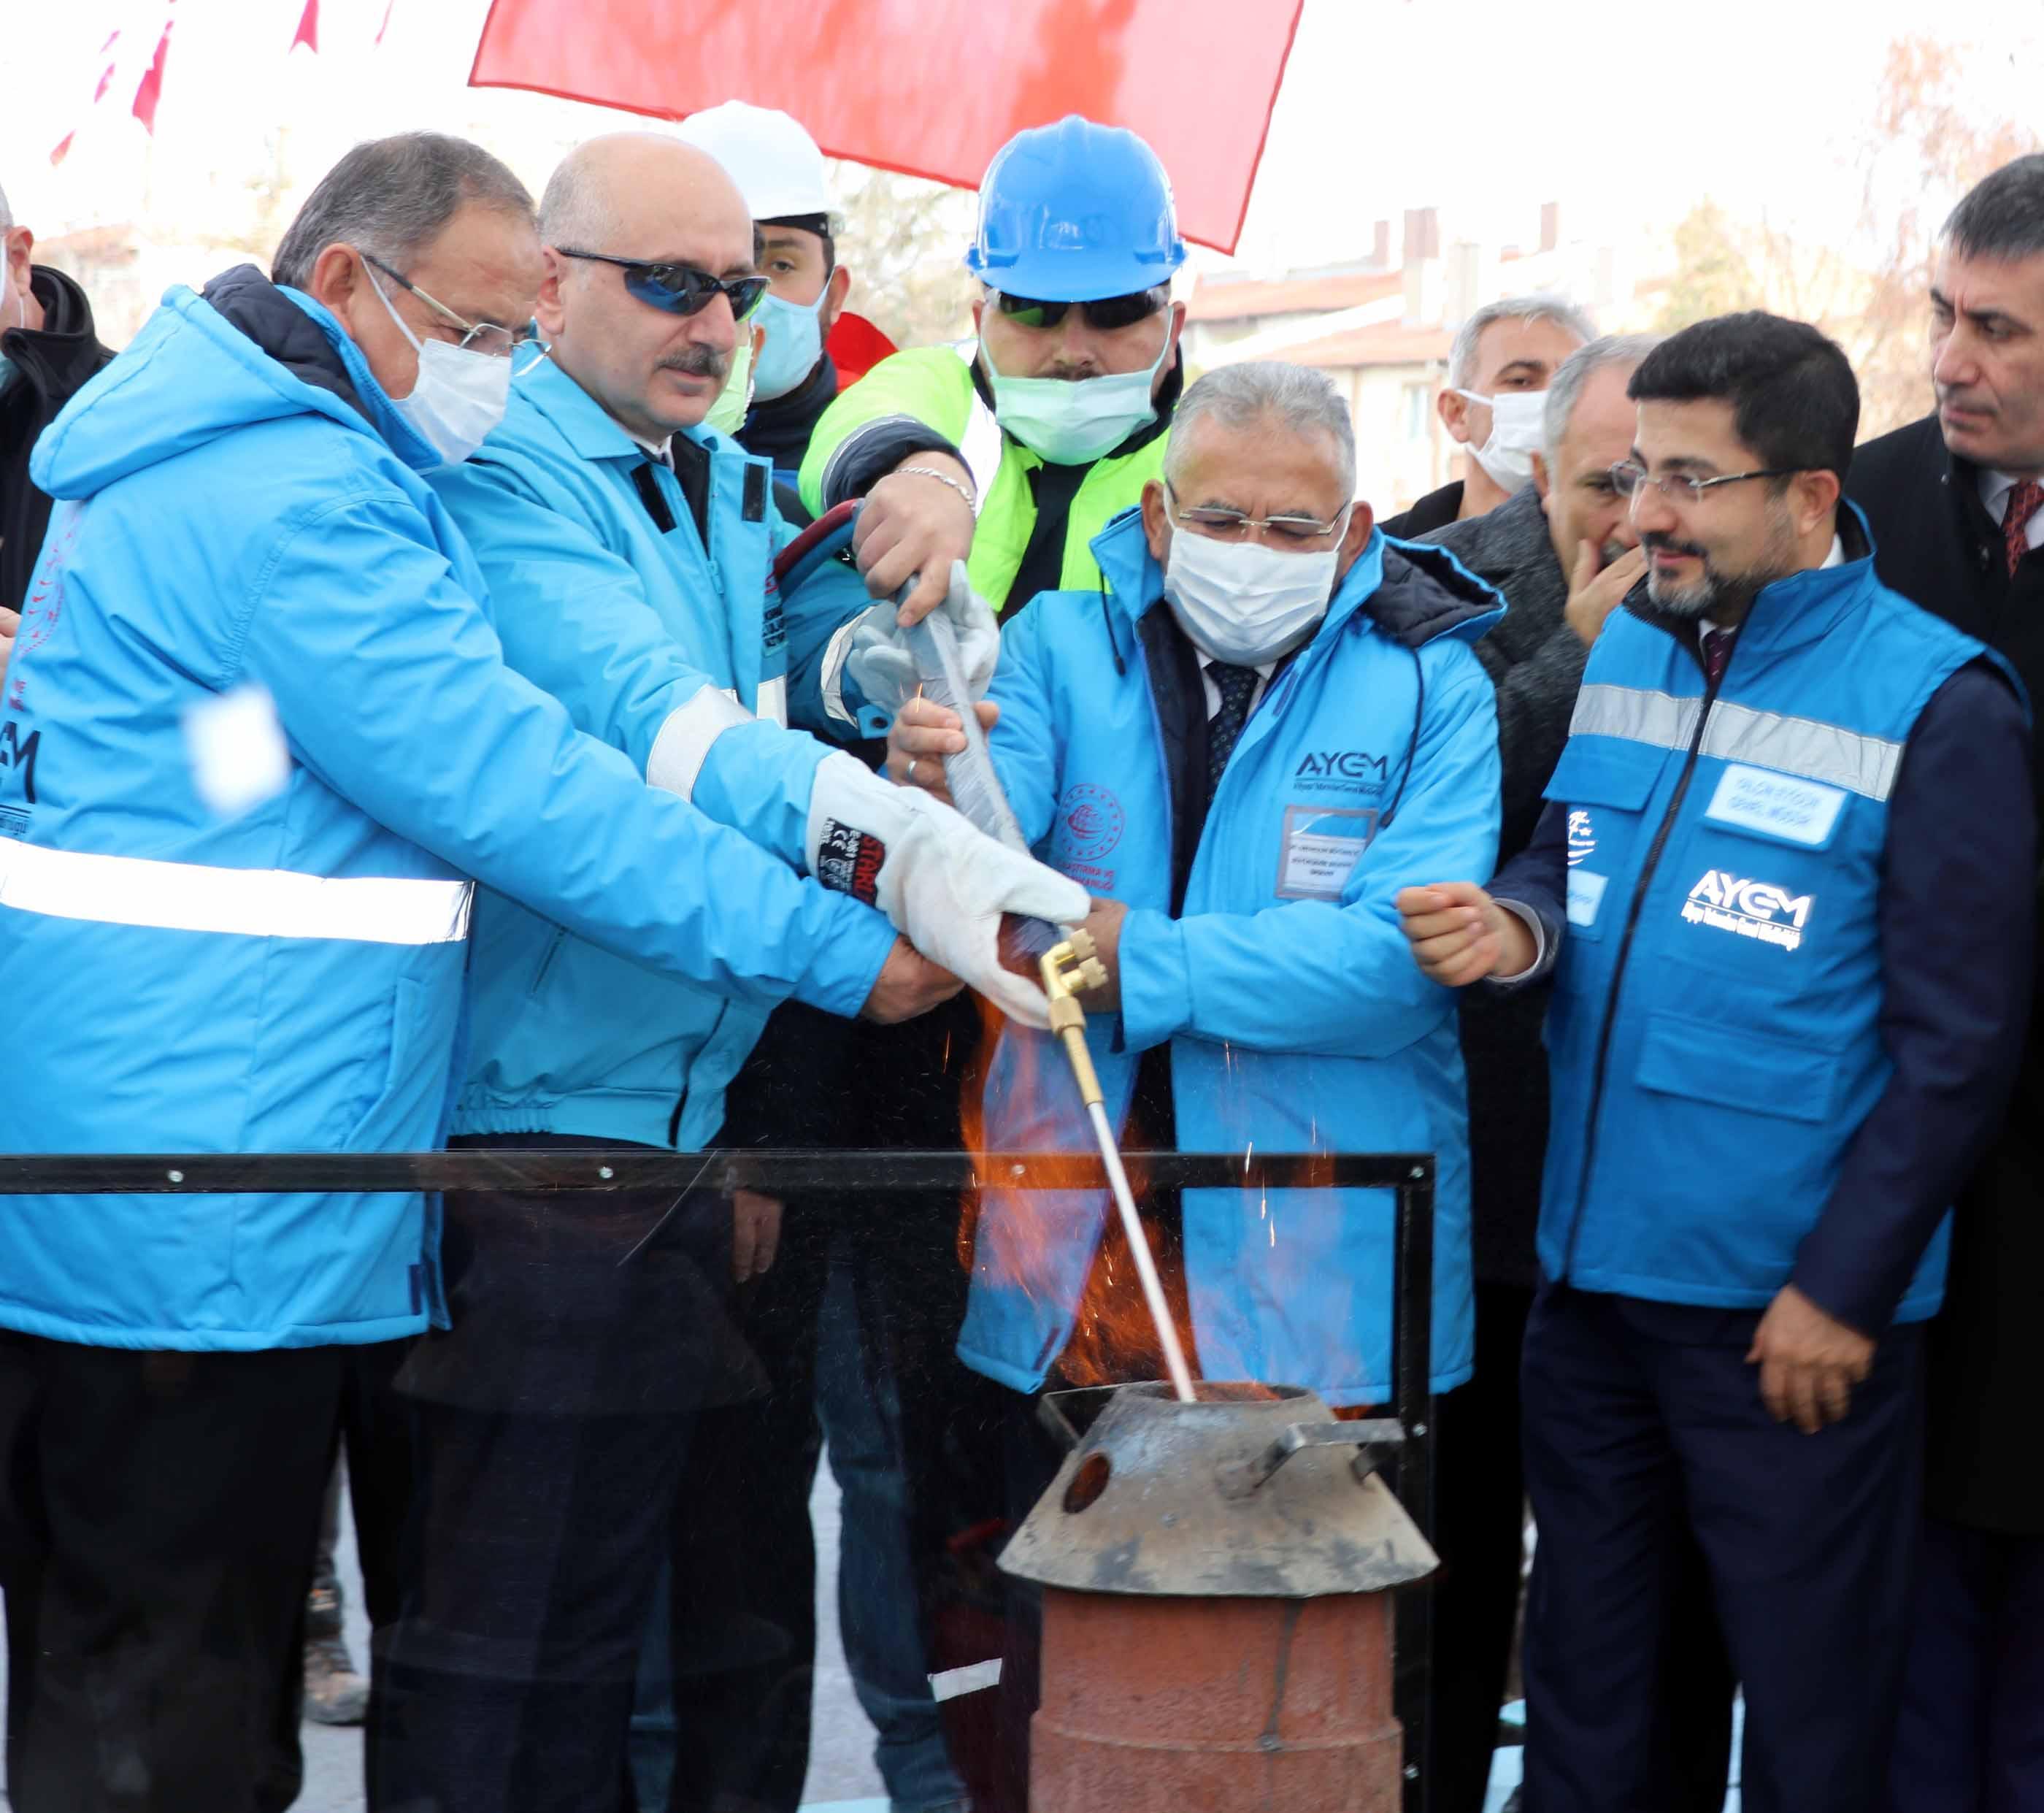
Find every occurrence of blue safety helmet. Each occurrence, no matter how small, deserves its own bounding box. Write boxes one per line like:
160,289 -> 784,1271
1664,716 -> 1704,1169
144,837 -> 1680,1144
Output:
964,115 -> 1187,303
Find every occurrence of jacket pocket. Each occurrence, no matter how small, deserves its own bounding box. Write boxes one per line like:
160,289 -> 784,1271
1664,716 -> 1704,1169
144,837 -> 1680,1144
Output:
1543,738 -> 1659,942
1633,1009 -> 1837,1124
345,973 -> 461,1151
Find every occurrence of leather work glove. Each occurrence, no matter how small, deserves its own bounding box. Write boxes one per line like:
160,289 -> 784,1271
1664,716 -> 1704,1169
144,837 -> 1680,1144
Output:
845,561 -> 1001,713
806,750 -> 1086,1028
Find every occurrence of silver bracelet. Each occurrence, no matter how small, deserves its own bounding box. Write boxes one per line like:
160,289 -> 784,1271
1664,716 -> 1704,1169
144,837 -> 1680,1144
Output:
886,464 -> 978,513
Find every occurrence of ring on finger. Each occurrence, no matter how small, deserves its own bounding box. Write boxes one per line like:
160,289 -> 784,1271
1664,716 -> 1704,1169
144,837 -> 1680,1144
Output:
906,757 -> 919,783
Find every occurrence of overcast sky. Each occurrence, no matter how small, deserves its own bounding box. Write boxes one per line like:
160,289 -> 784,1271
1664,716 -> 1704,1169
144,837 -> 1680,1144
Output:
7,0 -> 2040,277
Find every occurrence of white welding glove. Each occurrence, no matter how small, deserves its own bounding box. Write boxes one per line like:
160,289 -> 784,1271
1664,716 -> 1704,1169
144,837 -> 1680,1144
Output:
845,560 -> 1001,713
806,750 -> 1087,1028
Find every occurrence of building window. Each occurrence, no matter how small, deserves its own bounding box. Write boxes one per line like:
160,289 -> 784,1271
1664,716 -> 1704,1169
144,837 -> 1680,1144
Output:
1402,382 -> 1431,442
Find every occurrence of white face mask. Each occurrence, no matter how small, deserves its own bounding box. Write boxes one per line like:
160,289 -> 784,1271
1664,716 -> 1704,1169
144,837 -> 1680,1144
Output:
983,337 -> 1169,467
1161,524 -> 1347,667
1453,386 -> 1545,494
364,261 -> 510,468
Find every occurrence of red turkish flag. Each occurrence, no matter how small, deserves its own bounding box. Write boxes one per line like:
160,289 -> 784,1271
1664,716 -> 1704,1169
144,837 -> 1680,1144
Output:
292,0 -> 320,53
466,0 -> 1304,254
131,14 -> 175,135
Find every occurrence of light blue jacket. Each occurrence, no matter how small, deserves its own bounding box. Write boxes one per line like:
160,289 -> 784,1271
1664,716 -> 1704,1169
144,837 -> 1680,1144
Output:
431,359 -> 878,1148
956,515 -> 1503,1406
0,269 -> 894,1352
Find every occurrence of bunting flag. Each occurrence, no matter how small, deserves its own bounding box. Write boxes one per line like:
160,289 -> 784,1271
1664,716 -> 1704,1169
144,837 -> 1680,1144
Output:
468,0 -> 1305,253
131,8 -> 176,135
292,0 -> 320,53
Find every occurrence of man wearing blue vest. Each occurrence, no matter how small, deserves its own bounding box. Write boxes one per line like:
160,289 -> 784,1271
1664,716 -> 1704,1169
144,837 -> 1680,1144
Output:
894,359 -> 1504,1807
1398,312 -> 2035,1813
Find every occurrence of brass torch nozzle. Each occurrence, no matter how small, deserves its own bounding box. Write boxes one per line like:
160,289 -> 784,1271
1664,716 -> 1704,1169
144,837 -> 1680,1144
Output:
1040,932 -> 1110,1108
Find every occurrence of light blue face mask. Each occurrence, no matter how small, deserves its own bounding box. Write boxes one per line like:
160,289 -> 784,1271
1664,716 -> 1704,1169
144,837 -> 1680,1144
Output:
751,289 -> 826,402
983,335 -> 1169,467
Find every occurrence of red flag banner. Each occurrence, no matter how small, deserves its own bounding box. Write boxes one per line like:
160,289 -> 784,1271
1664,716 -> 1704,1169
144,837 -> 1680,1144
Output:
467,0 -> 1304,254
131,12 -> 175,135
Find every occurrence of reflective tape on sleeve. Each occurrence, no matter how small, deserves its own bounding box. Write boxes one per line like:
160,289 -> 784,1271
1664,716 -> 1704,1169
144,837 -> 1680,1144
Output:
645,683 -> 755,801
0,842 -> 472,944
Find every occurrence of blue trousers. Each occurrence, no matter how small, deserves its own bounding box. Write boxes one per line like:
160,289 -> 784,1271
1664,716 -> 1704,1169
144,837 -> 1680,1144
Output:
1889,1517 -> 2044,1812
1519,1282 -> 1923,1813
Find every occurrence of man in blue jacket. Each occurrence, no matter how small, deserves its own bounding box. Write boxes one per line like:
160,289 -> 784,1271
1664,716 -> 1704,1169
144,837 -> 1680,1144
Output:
374,132 -> 1050,1813
1398,313 -> 2035,1813
0,132 -> 1079,1813
893,359 -> 1504,1803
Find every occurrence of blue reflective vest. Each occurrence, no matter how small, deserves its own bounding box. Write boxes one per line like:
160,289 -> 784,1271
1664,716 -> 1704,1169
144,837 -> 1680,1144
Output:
956,515 -> 1504,1406
1538,530 -> 1992,1319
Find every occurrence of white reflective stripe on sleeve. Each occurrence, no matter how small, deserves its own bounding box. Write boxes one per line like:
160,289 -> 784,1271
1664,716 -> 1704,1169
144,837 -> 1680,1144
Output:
819,614 -> 864,728
1570,683 -> 1903,802
0,842 -> 472,944
645,683 -> 755,802
754,673 -> 788,731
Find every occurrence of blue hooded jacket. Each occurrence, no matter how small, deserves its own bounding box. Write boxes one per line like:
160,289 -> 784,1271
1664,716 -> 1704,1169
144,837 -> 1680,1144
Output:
0,268 -> 894,1352
956,515 -> 1503,1405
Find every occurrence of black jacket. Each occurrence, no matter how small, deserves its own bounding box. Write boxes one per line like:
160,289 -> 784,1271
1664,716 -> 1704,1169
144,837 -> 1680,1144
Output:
1381,478 -> 1464,542
1420,486 -> 1586,1289
737,352 -> 839,488
1,266 -> 112,613
1847,413 -> 2044,1534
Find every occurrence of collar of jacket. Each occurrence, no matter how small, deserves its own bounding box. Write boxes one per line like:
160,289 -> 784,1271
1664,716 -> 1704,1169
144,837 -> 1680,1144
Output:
1,266 -> 112,405
967,340 -> 1186,465
199,264 -> 444,474
1088,505 -> 1506,651
514,351 -> 685,464
741,352 -> 838,468
1413,483 -> 1563,614
1624,499 -> 1879,659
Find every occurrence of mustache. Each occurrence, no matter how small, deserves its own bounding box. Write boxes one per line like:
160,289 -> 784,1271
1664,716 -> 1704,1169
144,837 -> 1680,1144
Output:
1642,532 -> 1709,561
659,345 -> 731,380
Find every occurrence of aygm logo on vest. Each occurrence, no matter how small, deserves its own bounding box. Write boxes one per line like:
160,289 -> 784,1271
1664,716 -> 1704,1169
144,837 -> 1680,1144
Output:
1680,869 -> 1814,952
1295,750 -> 1388,796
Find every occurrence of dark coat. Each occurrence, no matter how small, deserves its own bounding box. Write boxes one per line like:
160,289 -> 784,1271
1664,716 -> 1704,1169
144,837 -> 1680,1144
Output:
1,267 -> 113,614
1418,486 -> 1589,1288
1848,412 -> 2044,1534
1381,478 -> 1464,542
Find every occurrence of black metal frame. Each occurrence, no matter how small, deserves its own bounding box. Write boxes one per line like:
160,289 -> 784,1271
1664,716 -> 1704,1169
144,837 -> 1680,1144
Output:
0,1146 -> 1436,1810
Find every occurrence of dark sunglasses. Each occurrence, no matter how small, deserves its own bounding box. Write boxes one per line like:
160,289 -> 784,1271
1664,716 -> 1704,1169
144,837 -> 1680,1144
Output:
555,248 -> 769,321
992,286 -> 1170,332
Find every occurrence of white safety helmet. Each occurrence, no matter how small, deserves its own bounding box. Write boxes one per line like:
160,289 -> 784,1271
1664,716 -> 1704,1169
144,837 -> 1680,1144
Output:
675,101 -> 831,221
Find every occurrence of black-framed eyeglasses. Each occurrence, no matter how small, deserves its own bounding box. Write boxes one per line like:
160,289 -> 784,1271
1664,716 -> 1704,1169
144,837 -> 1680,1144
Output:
555,249 -> 769,321
991,286 -> 1170,332
1610,461 -> 1797,507
1165,480 -> 1351,548
361,253 -> 548,372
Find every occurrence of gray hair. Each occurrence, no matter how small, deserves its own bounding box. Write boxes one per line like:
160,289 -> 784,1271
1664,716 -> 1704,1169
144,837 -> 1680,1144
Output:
0,183 -> 12,233
1446,293 -> 1597,391
1167,361 -> 1356,495
272,133 -> 533,291
1542,332 -> 1663,459
1944,154 -> 2044,264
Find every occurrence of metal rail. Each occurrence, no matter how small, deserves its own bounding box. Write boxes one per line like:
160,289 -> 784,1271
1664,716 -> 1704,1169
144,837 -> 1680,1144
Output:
0,1145 -> 1437,1810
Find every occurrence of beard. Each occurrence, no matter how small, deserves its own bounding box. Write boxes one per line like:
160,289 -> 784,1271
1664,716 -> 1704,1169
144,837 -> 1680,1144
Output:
1642,504 -> 1799,621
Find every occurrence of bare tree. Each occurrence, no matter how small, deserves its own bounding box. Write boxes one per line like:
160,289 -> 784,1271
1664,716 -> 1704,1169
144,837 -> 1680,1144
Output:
1656,37 -> 2039,437
829,161 -> 977,352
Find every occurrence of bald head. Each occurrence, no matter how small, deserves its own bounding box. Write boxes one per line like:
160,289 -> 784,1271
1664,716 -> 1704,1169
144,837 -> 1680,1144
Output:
538,133 -> 750,258
535,133 -> 763,445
